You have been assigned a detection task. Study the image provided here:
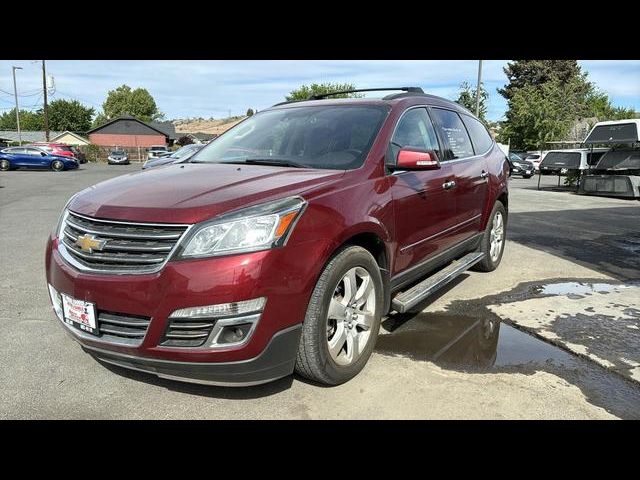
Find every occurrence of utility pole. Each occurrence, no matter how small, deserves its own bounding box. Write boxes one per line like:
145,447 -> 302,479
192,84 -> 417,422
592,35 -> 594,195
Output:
12,66 -> 23,145
475,60 -> 483,118
42,60 -> 50,141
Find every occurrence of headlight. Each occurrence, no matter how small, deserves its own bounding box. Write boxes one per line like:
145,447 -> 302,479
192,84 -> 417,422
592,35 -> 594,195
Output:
512,162 -> 522,167
178,196 -> 306,258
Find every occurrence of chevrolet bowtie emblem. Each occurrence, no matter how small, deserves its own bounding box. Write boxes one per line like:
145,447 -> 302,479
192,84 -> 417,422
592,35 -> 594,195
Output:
75,234 -> 106,253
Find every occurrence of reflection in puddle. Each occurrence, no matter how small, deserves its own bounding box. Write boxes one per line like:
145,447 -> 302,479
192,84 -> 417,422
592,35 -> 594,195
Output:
376,313 -> 570,370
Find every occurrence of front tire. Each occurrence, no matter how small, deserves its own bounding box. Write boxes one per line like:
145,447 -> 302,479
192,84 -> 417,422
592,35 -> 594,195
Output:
473,201 -> 507,272
0,159 -> 10,171
51,160 -> 64,172
295,246 -> 383,385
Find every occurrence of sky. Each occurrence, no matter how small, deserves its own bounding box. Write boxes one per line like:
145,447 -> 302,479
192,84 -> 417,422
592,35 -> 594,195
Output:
0,60 -> 638,122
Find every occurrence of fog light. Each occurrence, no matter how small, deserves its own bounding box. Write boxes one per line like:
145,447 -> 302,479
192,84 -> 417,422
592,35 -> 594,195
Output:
218,323 -> 253,344
48,284 -> 64,321
170,297 -> 266,319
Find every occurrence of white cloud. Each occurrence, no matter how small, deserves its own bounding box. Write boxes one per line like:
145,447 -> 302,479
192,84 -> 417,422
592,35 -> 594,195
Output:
0,60 -> 637,121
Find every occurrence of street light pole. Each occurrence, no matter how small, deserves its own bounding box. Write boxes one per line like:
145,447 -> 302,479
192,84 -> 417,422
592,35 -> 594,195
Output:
475,60 -> 483,118
12,66 -> 23,145
42,60 -> 50,142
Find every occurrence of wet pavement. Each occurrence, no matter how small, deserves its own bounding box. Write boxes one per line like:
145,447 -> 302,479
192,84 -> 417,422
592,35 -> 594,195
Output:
483,280 -> 640,382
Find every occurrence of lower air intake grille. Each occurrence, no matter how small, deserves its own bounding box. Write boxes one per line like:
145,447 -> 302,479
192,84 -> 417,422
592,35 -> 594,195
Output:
161,318 -> 216,347
97,311 -> 151,346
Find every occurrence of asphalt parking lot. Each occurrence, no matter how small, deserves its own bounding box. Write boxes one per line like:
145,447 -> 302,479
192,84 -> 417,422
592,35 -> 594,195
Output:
1,164 -> 639,419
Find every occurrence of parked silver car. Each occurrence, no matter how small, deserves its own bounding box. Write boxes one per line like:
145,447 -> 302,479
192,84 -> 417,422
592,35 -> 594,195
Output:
146,145 -> 170,160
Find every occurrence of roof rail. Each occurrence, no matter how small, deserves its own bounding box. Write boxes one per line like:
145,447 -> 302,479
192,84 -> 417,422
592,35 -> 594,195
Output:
308,87 -> 424,100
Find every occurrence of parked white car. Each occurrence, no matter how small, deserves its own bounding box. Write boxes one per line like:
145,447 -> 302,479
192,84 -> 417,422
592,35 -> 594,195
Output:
524,151 -> 548,172
146,145 -> 170,160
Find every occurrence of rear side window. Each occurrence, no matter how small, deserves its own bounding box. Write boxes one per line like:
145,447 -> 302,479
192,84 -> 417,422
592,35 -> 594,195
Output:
430,108 -> 474,160
461,115 -> 494,154
391,108 -> 440,160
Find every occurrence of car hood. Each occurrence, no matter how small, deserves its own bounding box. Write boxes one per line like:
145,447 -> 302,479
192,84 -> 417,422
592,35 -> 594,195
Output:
69,163 -> 345,224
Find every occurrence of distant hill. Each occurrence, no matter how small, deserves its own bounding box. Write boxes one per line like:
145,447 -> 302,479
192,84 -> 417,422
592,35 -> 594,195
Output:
173,116 -> 246,135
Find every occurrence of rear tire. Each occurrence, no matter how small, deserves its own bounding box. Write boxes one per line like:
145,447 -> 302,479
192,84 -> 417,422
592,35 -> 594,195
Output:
51,160 -> 64,172
473,201 -> 507,272
295,246 -> 383,385
0,159 -> 10,171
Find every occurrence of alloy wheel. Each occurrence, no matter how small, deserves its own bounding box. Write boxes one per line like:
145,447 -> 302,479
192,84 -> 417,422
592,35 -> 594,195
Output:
489,211 -> 504,262
326,266 -> 376,366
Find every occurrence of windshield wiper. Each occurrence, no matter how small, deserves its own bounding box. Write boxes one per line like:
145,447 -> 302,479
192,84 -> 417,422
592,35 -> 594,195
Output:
243,158 -> 307,168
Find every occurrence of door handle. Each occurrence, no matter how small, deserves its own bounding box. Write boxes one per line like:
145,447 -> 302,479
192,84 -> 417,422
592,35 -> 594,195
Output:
480,170 -> 489,179
442,180 -> 456,190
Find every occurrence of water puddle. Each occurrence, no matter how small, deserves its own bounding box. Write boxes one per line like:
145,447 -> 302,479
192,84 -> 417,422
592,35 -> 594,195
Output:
376,309 -> 640,418
377,313 -> 571,370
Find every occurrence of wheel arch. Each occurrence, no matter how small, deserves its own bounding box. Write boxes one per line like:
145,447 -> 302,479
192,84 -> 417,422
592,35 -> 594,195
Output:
325,223 -> 392,315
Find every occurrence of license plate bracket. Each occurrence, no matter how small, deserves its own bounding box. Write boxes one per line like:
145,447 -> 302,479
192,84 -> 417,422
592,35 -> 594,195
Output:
62,294 -> 98,336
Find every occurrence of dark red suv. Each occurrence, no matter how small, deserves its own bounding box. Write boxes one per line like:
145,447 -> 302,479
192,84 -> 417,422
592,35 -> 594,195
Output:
45,88 -> 509,386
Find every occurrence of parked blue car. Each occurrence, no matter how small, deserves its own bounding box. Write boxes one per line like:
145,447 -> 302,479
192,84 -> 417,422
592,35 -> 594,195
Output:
0,146 -> 78,172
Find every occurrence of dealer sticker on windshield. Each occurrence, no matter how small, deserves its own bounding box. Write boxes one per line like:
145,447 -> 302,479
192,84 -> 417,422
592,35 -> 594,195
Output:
62,294 -> 98,335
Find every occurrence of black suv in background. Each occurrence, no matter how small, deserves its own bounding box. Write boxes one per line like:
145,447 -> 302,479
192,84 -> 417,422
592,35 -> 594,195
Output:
507,152 -> 534,178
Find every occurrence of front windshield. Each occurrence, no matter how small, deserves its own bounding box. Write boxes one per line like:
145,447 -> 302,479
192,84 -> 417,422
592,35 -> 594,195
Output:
112,150 -> 125,155
192,105 -> 389,170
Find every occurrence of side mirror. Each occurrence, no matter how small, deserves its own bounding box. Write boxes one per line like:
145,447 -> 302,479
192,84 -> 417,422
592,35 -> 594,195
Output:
394,148 -> 441,171
41,151 -> 47,157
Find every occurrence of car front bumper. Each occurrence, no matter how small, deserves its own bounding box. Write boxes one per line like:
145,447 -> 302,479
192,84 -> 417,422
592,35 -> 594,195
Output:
510,166 -> 533,176
45,233 -> 323,385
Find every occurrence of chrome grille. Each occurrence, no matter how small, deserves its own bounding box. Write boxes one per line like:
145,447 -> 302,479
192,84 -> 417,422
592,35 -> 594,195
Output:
161,317 -> 216,347
60,211 -> 189,273
97,311 -> 151,346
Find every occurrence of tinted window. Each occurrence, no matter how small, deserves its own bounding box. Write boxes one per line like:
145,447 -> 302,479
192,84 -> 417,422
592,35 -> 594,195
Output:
25,148 -> 43,156
391,108 -> 440,160
193,105 -> 389,170
3,148 -> 24,154
431,108 -> 474,159
588,151 -> 606,166
585,123 -> 638,144
541,152 -> 581,169
462,115 -> 493,154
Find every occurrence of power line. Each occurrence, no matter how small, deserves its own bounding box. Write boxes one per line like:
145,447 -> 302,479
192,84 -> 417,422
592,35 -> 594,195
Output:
53,90 -> 102,109
0,88 -> 42,97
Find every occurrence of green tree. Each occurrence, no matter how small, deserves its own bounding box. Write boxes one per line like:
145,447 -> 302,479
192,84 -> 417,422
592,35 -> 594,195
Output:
101,85 -> 164,122
0,108 -> 44,130
286,82 -> 363,101
456,81 -> 488,120
583,88 -> 636,121
499,60 -> 585,102
498,60 -> 636,149
501,78 -> 584,150
176,135 -> 194,146
45,99 -> 94,132
92,112 -> 109,128
246,108 -> 254,116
